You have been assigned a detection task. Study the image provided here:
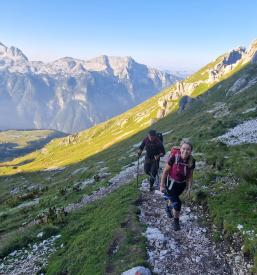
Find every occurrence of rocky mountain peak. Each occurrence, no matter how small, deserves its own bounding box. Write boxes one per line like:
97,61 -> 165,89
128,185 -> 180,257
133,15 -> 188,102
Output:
223,47 -> 245,66
84,55 -> 135,73
83,55 -> 111,72
246,39 -> 257,64
48,57 -> 86,74
0,42 -> 8,53
0,42 -> 28,61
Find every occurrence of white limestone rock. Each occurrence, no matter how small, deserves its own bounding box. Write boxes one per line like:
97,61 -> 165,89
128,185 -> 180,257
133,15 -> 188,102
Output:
122,266 -> 151,275
218,118 -> 257,145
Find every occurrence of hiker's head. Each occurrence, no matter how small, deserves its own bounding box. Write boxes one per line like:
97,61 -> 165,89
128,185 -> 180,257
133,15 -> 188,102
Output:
180,138 -> 193,159
148,129 -> 157,141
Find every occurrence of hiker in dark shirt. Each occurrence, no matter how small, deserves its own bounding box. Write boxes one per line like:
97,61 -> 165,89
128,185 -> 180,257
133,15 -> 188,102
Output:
138,130 -> 165,191
160,139 -> 195,231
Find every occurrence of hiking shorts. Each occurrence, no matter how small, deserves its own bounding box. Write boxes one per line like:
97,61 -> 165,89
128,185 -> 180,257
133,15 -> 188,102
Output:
165,181 -> 186,211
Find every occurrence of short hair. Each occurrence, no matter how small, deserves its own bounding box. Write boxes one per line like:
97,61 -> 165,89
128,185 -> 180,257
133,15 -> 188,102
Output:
148,129 -> 157,136
180,138 -> 193,150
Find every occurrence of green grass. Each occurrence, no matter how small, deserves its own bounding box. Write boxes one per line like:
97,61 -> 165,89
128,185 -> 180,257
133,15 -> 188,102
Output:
46,183 -> 146,275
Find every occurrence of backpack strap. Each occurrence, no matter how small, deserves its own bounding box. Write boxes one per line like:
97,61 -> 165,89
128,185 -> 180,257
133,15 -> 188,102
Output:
175,153 -> 179,165
188,155 -> 194,169
175,155 -> 194,177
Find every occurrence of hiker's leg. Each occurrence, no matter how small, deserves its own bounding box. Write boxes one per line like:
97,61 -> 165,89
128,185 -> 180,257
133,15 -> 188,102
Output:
148,160 -> 157,190
173,197 -> 181,218
169,196 -> 181,230
168,192 -> 180,217
144,159 -> 151,176
169,182 -> 186,225
171,197 -> 181,218
150,160 -> 158,183
165,199 -> 173,218
144,159 -> 154,190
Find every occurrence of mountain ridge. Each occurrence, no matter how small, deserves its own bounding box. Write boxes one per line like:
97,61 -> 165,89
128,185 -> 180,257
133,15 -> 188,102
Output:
0,42 -> 181,133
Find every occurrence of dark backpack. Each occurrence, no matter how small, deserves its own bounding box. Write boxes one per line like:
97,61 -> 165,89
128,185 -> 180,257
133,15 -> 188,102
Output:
156,132 -> 163,143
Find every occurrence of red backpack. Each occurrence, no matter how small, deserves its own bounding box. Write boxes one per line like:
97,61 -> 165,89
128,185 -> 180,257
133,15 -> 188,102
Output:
167,146 -> 194,179
168,146 -> 180,164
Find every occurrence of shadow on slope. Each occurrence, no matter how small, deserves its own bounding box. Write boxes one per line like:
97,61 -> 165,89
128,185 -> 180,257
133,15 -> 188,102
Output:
0,130 -> 67,162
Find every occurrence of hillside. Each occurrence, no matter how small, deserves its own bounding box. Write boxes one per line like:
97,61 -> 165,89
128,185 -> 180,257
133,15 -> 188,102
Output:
0,40 -> 257,274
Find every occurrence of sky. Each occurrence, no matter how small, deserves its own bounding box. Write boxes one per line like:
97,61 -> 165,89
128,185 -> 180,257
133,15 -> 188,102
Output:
0,0 -> 257,71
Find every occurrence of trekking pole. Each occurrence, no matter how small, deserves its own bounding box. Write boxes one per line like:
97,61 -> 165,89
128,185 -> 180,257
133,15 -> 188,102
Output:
136,156 -> 140,188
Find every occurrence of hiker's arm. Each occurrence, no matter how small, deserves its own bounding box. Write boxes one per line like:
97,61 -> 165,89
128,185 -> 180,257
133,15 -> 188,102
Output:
160,143 -> 165,156
160,164 -> 171,192
138,139 -> 145,156
155,143 -> 165,160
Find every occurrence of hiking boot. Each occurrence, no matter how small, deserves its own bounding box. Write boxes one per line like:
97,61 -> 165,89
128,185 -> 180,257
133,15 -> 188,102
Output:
173,218 -> 180,231
165,205 -> 173,218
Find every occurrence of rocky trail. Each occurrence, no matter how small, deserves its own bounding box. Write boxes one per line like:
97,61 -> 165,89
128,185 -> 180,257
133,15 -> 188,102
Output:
139,179 -> 252,274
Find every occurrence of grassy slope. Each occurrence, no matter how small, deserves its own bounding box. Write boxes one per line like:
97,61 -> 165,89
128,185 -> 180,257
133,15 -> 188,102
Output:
0,58 -> 257,272
46,183 -> 146,275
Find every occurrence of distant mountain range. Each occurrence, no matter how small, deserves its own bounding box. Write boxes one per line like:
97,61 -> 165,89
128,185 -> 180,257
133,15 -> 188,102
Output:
0,42 -> 182,133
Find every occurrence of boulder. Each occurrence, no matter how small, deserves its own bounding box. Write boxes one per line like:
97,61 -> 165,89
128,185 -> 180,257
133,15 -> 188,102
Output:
156,109 -> 165,119
122,266 -> 151,275
170,91 -> 180,100
157,99 -> 167,108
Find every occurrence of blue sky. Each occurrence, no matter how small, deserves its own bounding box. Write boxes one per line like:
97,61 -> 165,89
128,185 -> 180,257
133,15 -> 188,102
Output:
0,0 -> 257,71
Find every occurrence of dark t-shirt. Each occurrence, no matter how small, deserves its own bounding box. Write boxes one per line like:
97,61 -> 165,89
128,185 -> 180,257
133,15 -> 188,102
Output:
168,155 -> 195,182
139,137 -> 165,159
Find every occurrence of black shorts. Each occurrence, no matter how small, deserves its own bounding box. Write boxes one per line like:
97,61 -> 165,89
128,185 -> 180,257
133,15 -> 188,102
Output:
165,181 -> 186,211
